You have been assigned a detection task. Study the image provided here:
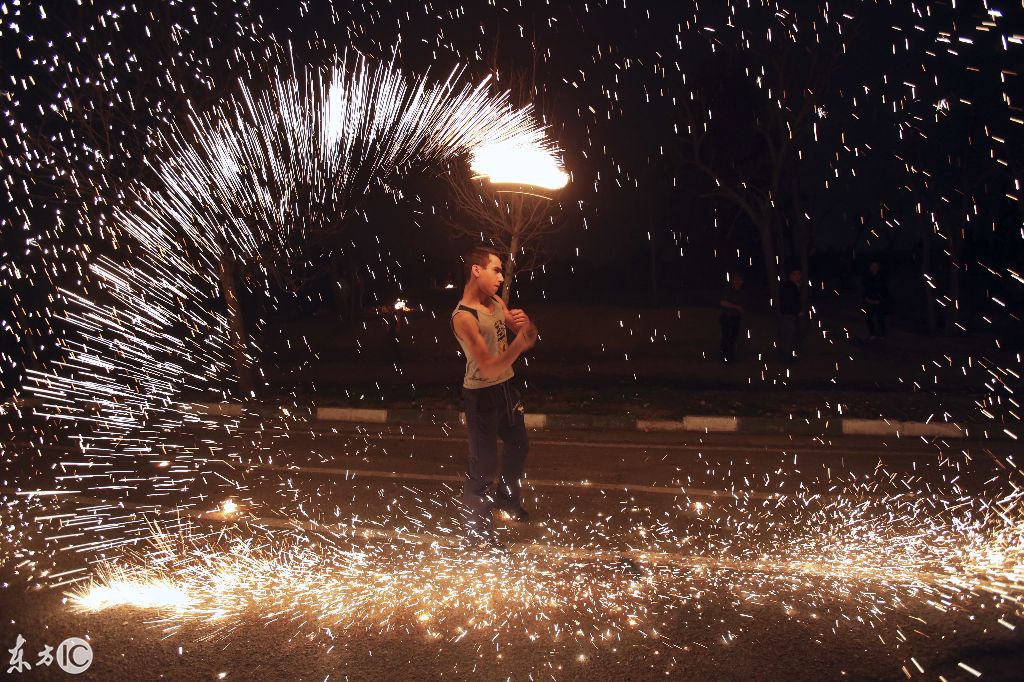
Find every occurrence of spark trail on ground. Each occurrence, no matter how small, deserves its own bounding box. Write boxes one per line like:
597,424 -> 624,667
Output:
67,486 -> 1023,647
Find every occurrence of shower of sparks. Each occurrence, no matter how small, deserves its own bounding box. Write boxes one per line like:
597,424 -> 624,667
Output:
4,50 -> 563,569
71,576 -> 194,613
0,0 -> 1022,678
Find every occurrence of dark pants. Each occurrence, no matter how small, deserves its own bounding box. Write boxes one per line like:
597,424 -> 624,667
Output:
779,314 -> 798,361
719,314 -> 741,362
865,303 -> 886,338
462,382 -> 529,537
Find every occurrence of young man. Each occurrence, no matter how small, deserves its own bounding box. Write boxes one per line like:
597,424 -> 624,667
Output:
862,260 -> 890,340
451,246 -> 538,544
718,272 -> 745,363
778,268 -> 803,363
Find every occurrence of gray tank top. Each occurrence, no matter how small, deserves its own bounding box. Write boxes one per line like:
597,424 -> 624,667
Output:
451,297 -> 514,389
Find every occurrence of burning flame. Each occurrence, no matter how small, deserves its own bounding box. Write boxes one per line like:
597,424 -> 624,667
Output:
469,139 -> 569,190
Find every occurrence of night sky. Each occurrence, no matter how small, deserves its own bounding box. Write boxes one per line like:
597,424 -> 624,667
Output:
4,1 -> 1020,274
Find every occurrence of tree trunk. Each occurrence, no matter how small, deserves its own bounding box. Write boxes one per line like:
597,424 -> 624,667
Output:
756,212 -> 781,303
798,238 -> 810,314
502,231 -> 520,306
218,254 -> 255,398
776,215 -> 789,277
791,194 -> 811,312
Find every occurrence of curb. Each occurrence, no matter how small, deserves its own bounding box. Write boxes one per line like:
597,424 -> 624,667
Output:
179,402 -> 1009,440
9,397 -> 1010,440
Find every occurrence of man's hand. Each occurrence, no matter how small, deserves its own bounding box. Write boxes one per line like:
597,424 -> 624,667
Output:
519,321 -> 539,349
507,308 -> 530,333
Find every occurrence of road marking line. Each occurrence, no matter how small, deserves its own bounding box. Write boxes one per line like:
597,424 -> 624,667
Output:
842,418 -> 964,438
295,430 -> 944,458
250,463 -> 958,503
317,407 -> 388,423
523,413 -> 547,429
682,415 -> 740,432
12,432 -> 952,462
252,463 -> 780,501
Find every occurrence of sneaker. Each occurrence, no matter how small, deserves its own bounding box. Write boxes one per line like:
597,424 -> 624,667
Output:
493,504 -> 530,523
505,507 -> 530,523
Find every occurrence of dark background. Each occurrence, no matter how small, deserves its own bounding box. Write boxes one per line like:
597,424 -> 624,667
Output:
1,0 -> 1022,398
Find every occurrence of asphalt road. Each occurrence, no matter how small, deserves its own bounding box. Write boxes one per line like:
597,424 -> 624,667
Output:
1,421 -> 1021,680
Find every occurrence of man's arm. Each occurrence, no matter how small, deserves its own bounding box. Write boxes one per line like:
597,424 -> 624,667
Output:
453,312 -> 537,381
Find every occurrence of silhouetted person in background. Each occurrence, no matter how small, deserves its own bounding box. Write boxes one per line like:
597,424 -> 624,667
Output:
778,268 -> 803,363
718,272 -> 745,362
862,261 -> 890,340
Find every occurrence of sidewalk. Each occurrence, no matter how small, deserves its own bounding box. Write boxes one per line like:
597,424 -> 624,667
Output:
8,381 -> 1010,440
182,400 -> 1005,440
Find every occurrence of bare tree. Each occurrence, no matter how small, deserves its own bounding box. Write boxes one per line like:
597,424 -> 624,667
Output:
446,166 -> 565,304
443,28 -> 568,303
674,15 -> 846,303
4,3 -> 266,398
895,96 -> 1012,334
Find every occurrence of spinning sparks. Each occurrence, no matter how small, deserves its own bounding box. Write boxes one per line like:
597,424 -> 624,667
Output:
13,53 -> 565,567
470,139 -> 569,190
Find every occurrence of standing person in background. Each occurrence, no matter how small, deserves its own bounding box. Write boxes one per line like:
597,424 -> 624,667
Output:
862,260 -> 890,341
778,268 -> 803,363
718,272 -> 745,363
451,246 -> 538,547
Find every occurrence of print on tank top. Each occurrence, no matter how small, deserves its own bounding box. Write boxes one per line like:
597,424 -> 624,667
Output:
469,315 -> 507,382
